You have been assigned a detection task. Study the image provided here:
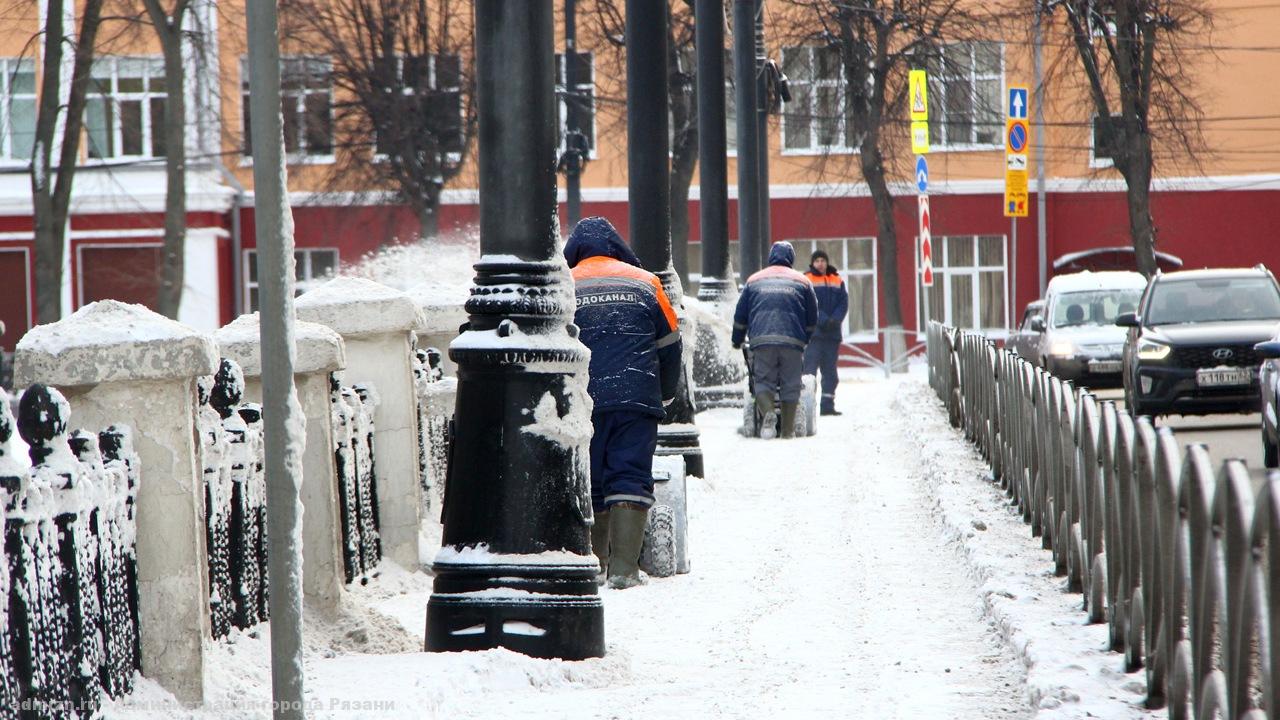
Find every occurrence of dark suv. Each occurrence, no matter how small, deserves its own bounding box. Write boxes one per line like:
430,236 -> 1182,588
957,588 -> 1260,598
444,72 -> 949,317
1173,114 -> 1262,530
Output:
1118,267 -> 1280,417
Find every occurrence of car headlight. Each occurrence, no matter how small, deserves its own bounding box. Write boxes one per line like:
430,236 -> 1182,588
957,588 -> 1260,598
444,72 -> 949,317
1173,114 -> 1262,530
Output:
1048,340 -> 1075,357
1137,340 -> 1171,361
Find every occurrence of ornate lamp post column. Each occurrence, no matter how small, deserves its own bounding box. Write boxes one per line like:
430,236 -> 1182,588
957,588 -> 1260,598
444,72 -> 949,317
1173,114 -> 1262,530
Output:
733,0 -> 763,283
695,0 -> 735,304
626,0 -> 704,476
425,0 -> 604,660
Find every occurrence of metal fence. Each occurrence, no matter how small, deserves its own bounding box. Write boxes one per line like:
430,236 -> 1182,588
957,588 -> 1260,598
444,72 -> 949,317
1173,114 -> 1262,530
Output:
0,384 -> 140,719
927,320 -> 1280,719
199,359 -> 269,638
331,376 -> 382,585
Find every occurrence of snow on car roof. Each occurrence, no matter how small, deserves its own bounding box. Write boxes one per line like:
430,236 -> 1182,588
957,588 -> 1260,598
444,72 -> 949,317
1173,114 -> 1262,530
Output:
1045,270 -> 1148,293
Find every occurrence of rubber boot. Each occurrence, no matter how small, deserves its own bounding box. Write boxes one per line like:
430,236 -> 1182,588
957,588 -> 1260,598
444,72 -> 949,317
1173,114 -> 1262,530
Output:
780,401 -> 799,439
755,392 -> 778,440
606,503 -> 649,589
590,511 -> 610,586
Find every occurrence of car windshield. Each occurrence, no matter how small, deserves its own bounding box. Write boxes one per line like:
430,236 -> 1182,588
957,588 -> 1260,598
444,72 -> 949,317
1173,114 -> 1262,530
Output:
1144,277 -> 1280,325
1050,289 -> 1142,328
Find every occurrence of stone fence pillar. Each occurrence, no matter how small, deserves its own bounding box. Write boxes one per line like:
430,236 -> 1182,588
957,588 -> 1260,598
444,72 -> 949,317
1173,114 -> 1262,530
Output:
216,313 -> 346,612
13,300 -> 216,705
408,282 -> 469,377
296,277 -> 426,568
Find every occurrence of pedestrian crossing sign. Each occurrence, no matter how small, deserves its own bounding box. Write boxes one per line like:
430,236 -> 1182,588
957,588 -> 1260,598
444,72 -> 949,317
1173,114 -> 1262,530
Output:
909,70 -> 928,122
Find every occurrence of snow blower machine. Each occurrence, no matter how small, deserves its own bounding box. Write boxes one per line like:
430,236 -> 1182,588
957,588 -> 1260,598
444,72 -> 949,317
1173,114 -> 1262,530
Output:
738,342 -> 818,438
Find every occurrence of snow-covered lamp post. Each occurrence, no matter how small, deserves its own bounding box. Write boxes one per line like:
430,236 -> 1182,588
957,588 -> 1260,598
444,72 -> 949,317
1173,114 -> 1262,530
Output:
425,0 -> 604,659
626,0 -> 704,476
13,300 -> 217,705
216,314 -> 347,612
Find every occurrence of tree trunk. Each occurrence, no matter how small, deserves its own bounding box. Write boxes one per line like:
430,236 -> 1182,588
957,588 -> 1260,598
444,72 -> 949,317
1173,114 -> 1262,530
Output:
670,124 -> 697,284
32,0 -> 104,324
418,199 -> 440,241
668,25 -> 698,286
859,140 -> 905,333
1119,139 -> 1158,278
148,1 -> 190,319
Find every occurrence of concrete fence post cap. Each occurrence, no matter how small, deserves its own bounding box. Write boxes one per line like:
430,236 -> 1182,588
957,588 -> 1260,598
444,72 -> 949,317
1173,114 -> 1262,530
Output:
215,313 -> 346,378
295,277 -> 428,337
14,300 -> 218,388
407,282 -> 470,336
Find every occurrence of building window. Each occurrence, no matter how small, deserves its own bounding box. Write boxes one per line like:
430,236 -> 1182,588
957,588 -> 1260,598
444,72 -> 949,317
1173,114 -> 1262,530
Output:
1090,114 -> 1122,167
373,53 -> 464,158
781,46 -> 855,153
242,57 -> 333,158
918,235 -> 1007,332
85,57 -> 167,159
0,58 -> 36,161
927,42 -> 1002,148
244,248 -> 338,313
555,52 -> 595,157
792,237 -> 878,341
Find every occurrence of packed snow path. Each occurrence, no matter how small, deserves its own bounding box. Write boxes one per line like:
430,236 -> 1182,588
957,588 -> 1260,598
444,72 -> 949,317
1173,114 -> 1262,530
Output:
438,374 -> 1029,718
107,374 -> 1034,719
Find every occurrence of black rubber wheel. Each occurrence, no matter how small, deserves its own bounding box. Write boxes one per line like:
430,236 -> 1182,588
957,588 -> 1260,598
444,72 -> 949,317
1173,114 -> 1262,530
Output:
639,504 -> 677,578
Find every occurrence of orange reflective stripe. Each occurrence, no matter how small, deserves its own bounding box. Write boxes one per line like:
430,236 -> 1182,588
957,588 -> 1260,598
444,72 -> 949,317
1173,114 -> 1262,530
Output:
650,276 -> 679,332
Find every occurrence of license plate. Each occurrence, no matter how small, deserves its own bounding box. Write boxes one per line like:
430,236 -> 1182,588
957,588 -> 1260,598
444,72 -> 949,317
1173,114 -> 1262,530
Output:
1089,361 -> 1121,374
1197,367 -> 1253,387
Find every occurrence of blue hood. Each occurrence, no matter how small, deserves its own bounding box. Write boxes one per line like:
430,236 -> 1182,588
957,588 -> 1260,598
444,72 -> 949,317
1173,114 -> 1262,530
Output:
564,216 -> 642,269
768,241 -> 796,268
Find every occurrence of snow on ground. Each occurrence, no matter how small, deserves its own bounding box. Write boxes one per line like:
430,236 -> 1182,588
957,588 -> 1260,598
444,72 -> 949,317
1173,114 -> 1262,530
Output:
104,369 -> 1162,719
895,372 -> 1164,719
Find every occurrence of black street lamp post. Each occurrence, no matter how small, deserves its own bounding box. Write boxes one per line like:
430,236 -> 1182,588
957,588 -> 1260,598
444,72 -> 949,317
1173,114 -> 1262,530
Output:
626,0 -> 703,476
733,0 -> 762,283
425,0 -> 604,660
695,0 -> 734,302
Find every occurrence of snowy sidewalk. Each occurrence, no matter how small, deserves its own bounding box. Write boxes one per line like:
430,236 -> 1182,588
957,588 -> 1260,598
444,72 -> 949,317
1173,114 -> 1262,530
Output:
109,372 -> 1163,719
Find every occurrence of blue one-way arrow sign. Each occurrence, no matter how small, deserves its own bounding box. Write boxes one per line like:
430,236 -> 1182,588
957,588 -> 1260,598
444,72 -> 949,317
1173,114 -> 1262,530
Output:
915,155 -> 929,194
1008,88 -> 1028,120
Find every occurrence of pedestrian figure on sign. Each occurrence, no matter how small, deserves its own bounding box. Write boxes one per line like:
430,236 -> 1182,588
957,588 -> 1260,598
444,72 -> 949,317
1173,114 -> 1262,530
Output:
732,241 -> 818,439
564,217 -> 682,589
803,250 -> 849,416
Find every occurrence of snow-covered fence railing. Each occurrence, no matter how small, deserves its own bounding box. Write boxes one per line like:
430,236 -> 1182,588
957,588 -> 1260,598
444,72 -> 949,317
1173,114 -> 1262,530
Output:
0,384 -> 140,718
198,359 -> 269,638
927,320 -> 1280,719
414,347 -> 455,518
331,377 -> 382,584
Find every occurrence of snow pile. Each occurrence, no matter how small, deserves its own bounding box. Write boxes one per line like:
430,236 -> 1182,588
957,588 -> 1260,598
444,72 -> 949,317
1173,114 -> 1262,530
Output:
295,277 -> 427,338
214,313 -> 345,377
894,376 -> 1160,719
13,300 -> 217,387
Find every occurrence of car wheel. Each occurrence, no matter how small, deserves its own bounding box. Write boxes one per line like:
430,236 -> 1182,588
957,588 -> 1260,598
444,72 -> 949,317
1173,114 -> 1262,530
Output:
1265,429 -> 1279,470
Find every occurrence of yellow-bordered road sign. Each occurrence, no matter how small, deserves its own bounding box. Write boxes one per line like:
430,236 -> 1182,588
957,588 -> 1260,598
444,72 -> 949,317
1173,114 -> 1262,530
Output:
909,70 -> 928,121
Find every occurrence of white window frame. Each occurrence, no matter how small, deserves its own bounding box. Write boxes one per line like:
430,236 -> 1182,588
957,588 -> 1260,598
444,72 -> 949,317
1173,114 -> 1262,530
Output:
555,51 -> 598,161
928,42 -> 1004,151
243,247 -> 339,313
916,234 -> 1009,338
1089,113 -> 1122,169
791,237 -> 878,343
85,56 -> 168,162
780,46 -> 855,156
240,56 -> 335,166
0,58 -> 36,165
372,53 -> 465,165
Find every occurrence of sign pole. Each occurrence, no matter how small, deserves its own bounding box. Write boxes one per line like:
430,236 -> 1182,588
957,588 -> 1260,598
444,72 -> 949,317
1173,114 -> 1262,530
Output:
1010,217 -> 1017,332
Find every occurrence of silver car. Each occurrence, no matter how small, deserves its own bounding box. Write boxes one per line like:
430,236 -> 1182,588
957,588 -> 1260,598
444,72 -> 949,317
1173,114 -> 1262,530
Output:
1034,271 -> 1148,388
